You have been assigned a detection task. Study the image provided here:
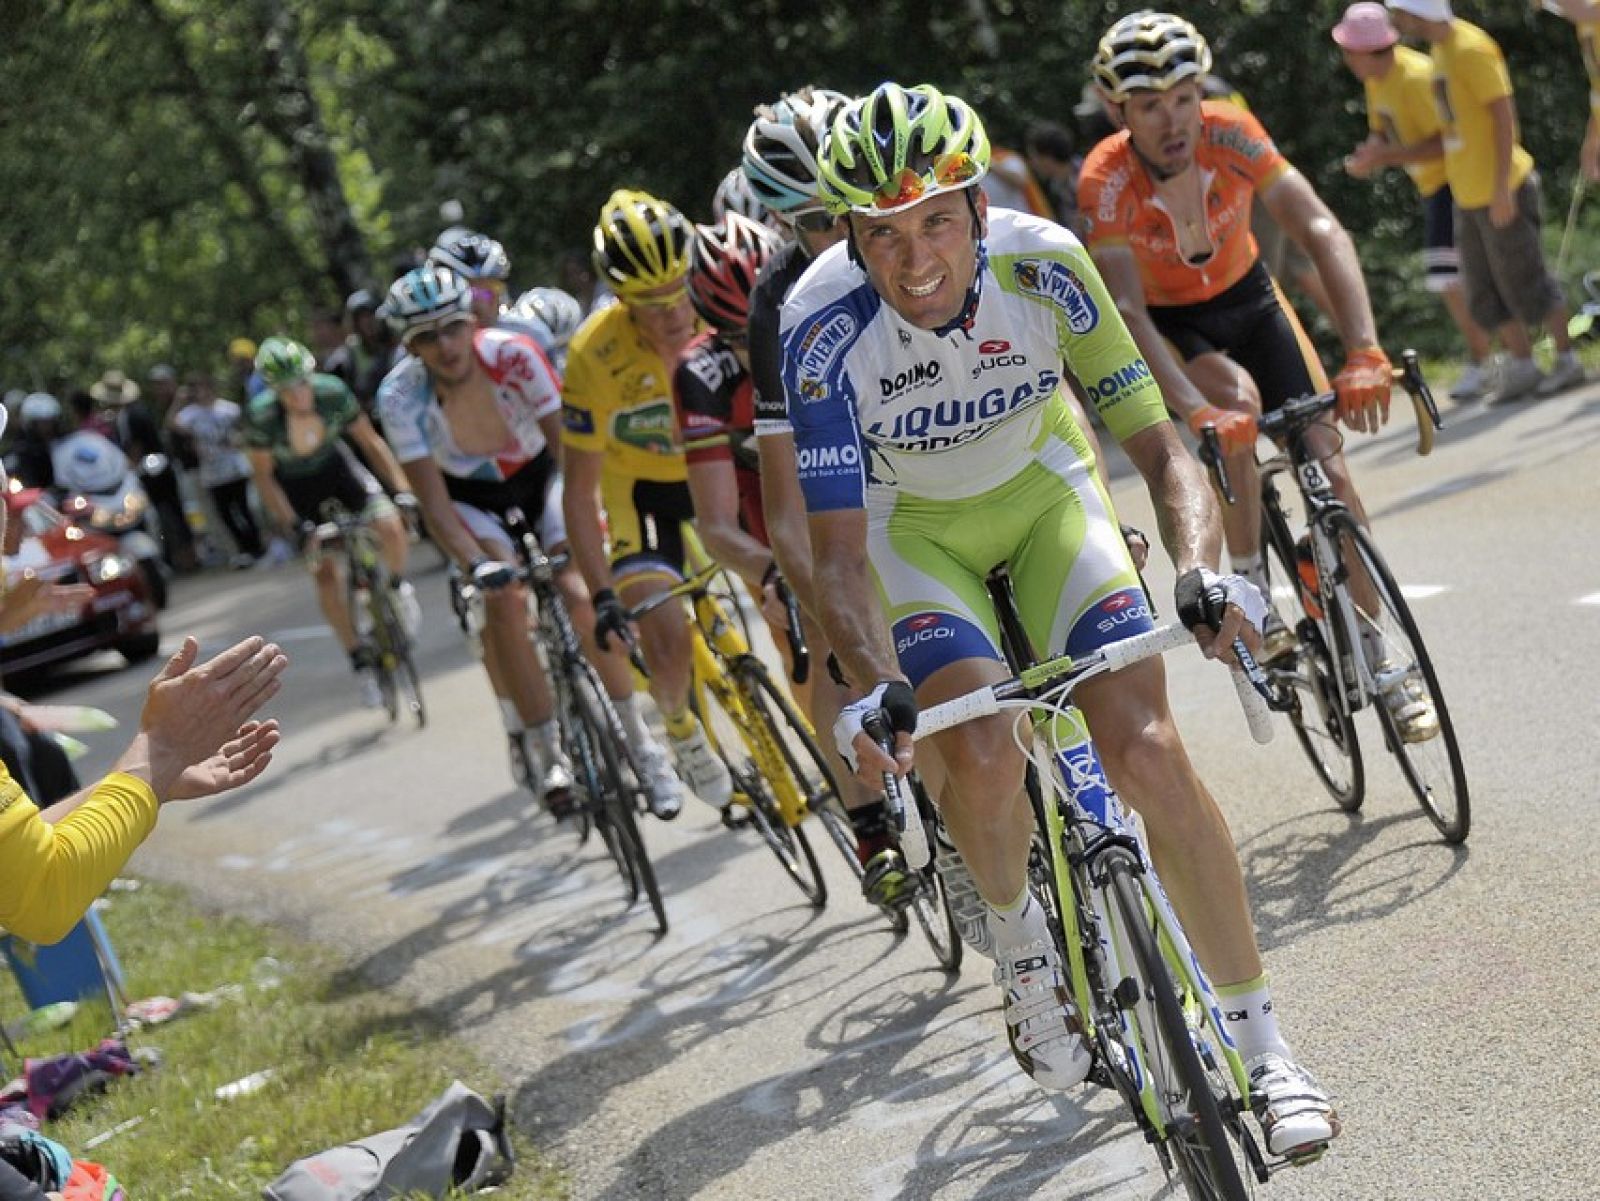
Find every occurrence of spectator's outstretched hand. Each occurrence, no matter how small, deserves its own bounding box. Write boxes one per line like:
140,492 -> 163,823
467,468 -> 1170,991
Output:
139,636 -> 288,798
168,719 -> 281,801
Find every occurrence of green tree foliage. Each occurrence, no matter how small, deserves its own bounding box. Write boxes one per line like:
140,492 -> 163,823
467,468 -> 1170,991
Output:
2,0 -> 1593,389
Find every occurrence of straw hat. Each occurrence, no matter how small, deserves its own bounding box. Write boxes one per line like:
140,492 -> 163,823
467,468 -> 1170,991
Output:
89,369 -> 141,406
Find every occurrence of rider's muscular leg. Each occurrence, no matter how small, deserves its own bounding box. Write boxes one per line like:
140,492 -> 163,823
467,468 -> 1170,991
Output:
555,563 -> 635,700
481,582 -> 556,725
919,659 -> 1031,905
1077,660 -> 1262,986
619,577 -> 693,717
375,512 -> 410,577
314,559 -> 358,651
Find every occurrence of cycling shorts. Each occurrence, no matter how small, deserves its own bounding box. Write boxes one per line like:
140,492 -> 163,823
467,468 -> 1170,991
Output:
601,475 -> 693,585
869,431 -> 1153,690
446,454 -> 567,560
304,493 -> 399,570
281,444 -> 384,526
1148,259 -> 1328,412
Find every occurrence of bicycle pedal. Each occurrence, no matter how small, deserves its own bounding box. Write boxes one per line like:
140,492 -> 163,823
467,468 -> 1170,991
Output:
720,804 -> 754,830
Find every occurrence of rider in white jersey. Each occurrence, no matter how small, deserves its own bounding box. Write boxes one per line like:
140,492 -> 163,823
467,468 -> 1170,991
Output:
782,82 -> 1337,1161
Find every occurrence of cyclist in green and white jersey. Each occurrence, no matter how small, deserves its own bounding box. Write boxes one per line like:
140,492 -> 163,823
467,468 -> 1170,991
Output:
781,82 -> 1336,1161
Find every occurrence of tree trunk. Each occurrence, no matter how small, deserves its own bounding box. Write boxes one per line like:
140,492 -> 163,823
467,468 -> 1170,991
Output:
251,0 -> 374,302
130,0 -> 323,295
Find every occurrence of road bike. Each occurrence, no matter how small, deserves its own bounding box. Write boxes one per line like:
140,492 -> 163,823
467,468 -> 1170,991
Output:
1251,352 -> 1469,843
314,506 -> 424,728
457,509 -> 667,934
874,573 -> 1285,1198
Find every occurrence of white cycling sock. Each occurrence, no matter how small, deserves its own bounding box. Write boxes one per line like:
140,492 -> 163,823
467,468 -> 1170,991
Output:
614,694 -> 654,747
530,719 -> 561,758
1230,552 -> 1268,597
986,887 -> 1050,955
1217,974 -> 1292,1061
498,699 -> 524,736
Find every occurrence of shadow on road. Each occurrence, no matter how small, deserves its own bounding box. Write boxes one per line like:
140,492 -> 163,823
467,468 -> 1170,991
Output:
1238,805 -> 1468,952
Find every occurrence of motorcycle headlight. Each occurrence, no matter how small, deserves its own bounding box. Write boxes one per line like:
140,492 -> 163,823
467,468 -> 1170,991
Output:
86,553 -> 132,585
91,506 -> 117,528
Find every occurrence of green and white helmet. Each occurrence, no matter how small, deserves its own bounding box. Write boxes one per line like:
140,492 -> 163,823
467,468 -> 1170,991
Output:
818,83 -> 990,217
255,336 -> 317,388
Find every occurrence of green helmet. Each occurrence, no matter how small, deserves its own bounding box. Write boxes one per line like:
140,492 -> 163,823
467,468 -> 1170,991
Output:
255,336 -> 316,388
818,83 -> 990,217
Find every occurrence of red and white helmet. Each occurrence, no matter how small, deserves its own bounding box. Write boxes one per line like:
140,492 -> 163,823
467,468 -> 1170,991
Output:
687,213 -> 783,334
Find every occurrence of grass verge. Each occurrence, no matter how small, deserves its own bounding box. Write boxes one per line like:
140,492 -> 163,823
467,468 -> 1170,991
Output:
0,879 -> 566,1199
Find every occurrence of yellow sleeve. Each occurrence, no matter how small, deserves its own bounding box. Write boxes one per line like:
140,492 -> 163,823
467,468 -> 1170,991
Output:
0,766 -> 159,945
1459,34 -> 1514,107
559,341 -> 608,456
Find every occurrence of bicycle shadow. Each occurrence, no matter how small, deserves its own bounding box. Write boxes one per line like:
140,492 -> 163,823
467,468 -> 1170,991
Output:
563,965 -> 1173,1201
1236,806 -> 1469,952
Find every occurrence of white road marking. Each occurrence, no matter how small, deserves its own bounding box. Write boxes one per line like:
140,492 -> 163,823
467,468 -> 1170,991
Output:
1399,584 -> 1450,600
265,625 -> 334,642
1577,592 -> 1600,606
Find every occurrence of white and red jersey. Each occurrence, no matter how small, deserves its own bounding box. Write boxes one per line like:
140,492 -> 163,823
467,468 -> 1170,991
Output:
376,327 -> 560,481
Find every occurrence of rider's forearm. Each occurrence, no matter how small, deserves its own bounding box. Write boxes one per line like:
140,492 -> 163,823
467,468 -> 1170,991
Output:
562,488 -> 614,598
1123,305 -> 1212,424
757,438 -> 820,619
258,477 -> 297,532
419,504 -> 483,570
1301,219 -> 1380,352
698,515 -> 774,590
812,534 -> 903,692
1149,442 -> 1223,577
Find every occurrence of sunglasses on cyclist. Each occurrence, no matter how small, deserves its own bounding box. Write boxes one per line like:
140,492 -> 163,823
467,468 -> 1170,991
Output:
405,317 -> 473,349
625,285 -> 690,310
788,210 -> 838,235
872,152 -> 983,211
469,283 -> 506,306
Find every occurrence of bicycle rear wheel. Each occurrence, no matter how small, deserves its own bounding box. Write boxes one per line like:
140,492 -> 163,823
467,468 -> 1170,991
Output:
1327,511 -> 1470,843
572,667 -> 668,932
1105,854 -> 1253,1200
1262,507 -> 1363,809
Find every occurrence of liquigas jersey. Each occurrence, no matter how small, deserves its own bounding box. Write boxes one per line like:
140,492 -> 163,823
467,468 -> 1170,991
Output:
778,208 -> 1167,512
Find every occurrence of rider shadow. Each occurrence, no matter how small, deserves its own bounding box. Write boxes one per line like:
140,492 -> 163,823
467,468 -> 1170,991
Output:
1237,806 -> 1469,952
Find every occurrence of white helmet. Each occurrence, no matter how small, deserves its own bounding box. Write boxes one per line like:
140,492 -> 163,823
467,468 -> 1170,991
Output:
20,391 -> 62,425
429,228 -> 511,281
711,168 -> 788,238
511,287 -> 585,349
742,87 -> 853,216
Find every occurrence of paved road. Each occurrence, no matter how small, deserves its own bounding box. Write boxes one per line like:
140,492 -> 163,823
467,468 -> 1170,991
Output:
46,381 -> 1600,1200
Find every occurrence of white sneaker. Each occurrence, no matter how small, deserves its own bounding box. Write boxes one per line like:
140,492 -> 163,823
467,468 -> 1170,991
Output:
1489,357 -> 1543,405
1247,1052 -> 1340,1159
540,753 -> 576,818
669,725 -> 734,809
994,937 -> 1092,1090
1448,361 -> 1492,402
633,739 -> 684,821
394,579 -> 422,638
1536,352 -> 1585,396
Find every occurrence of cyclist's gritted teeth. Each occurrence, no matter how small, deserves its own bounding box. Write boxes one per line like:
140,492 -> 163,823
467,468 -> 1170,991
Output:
902,273 -> 946,301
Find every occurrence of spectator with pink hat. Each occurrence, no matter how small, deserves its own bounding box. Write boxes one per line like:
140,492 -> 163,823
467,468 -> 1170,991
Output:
1387,0 -> 1584,402
1335,2 -> 1492,400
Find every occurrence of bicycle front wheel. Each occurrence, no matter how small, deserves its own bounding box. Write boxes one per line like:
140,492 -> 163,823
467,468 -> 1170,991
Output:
371,593 -> 425,728
905,779 -> 961,972
572,668 -> 668,932
1105,854 -> 1253,1200
1326,511 -> 1470,843
1261,506 -> 1363,810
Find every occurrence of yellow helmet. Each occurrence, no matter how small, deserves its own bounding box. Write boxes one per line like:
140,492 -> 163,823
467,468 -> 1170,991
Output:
592,189 -> 692,297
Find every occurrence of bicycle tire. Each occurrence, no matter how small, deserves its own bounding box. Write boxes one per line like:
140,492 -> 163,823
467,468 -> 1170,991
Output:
1261,503 -> 1364,809
1326,511 -> 1470,842
1105,853 -> 1251,1201
905,779 -> 961,971
371,591 -> 426,728
550,667 -> 594,844
572,667 -> 668,932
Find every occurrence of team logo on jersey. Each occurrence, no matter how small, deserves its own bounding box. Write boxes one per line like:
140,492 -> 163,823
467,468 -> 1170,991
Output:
898,329 -> 913,349
880,359 -> 943,401
978,340 -> 1011,355
561,404 -> 596,435
1012,258 -> 1099,334
795,306 -> 857,403
1088,358 -> 1152,400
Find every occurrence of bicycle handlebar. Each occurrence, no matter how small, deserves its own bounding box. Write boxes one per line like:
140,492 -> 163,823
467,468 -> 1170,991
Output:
1255,347 -> 1440,456
911,622 -> 1271,745
775,577 -> 810,686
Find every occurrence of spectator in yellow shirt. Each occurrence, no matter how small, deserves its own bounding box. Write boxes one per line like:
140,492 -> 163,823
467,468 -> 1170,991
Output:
1336,2 -> 1493,400
1388,0 -> 1583,402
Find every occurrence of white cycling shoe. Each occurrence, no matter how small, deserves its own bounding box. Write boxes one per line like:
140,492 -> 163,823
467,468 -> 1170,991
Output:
995,937 -> 1092,1090
669,726 -> 734,809
1247,1052 -> 1340,1160
633,739 -> 684,821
